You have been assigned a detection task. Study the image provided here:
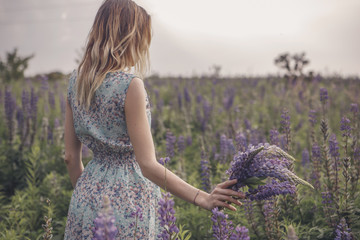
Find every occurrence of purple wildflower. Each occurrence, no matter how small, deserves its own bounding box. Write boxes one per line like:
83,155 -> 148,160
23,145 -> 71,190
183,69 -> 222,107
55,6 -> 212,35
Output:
22,89 -> 31,117
280,108 -> 291,151
4,88 -> 17,143
183,87 -> 191,103
92,195 -> 118,240
227,143 -> 312,200
308,109 -> 317,127
157,192 -> 179,240
129,206 -> 144,237
235,132 -> 247,152
329,134 -> 340,159
211,207 -> 233,240
334,218 -> 352,240
230,226 -> 250,240
319,87 -> 328,105
246,179 -> 296,201
220,134 -> 228,162
158,157 -> 170,166
223,87 -> 235,111
311,143 -> 321,189
186,135 -> 192,146
269,129 -> 280,146
340,117 -> 351,138
166,131 -> 176,158
177,135 -> 185,155
200,151 -> 211,192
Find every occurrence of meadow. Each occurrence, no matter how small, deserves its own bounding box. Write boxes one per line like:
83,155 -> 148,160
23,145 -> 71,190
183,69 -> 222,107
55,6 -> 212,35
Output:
0,67 -> 359,239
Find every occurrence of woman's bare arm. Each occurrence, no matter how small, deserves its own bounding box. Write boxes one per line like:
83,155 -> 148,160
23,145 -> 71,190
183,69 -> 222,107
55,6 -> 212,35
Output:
125,77 -> 244,211
64,98 -> 84,188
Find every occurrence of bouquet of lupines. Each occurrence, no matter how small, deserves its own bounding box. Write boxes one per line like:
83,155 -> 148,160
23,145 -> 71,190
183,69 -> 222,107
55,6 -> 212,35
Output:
226,143 -> 313,200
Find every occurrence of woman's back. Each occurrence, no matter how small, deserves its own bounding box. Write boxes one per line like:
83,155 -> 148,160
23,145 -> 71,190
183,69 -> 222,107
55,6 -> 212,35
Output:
64,70 -> 161,239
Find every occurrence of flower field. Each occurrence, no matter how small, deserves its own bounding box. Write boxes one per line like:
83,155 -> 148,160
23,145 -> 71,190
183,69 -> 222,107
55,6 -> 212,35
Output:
0,71 -> 359,239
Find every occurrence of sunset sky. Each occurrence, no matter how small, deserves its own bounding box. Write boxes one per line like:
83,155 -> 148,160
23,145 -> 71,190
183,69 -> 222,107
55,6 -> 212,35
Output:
0,0 -> 359,77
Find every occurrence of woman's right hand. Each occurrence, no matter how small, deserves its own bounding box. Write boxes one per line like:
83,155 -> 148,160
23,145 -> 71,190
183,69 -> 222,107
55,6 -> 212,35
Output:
197,179 -> 246,211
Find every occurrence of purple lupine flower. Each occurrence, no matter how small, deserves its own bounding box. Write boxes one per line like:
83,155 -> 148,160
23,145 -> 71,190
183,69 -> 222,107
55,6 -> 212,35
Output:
340,117 -> 351,138
92,195 -> 118,240
280,108 -> 291,151
186,135 -> 192,146
319,87 -> 328,105
311,143 -> 321,189
334,218 -> 352,240
203,99 -> 212,119
244,119 -> 252,130
329,134 -> 340,159
183,87 -> 191,103
158,157 -> 170,166
5,88 -> 16,123
48,91 -> 55,109
269,129 -> 280,146
227,143 -> 312,200
301,149 -> 310,167
246,179 -> 296,201
235,132 -> 247,152
308,109 -> 317,127
211,207 -> 233,240
200,151 -> 211,192
22,90 -> 31,117
177,135 -> 185,155
166,131 -> 176,158
321,191 -> 332,205
4,88 -> 17,143
220,134 -> 228,162
223,87 -> 235,111
229,226 -> 250,240
54,118 -> 60,128
157,192 -> 179,240
129,206 -> 144,237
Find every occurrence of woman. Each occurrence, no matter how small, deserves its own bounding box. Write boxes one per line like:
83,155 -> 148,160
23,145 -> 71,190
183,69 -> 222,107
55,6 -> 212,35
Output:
64,0 -> 244,239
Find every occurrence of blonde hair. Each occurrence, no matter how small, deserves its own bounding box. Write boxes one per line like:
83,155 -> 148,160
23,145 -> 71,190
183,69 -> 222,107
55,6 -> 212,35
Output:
76,0 -> 151,110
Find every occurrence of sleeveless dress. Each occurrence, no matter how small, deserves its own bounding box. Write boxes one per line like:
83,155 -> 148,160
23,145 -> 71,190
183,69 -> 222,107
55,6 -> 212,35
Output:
64,70 -> 162,239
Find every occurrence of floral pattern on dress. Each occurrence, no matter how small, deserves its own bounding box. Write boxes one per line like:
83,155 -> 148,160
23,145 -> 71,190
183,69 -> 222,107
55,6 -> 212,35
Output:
64,70 -> 161,240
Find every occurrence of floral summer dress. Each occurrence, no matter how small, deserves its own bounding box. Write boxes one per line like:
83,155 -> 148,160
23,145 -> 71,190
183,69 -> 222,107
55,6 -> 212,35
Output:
64,70 -> 162,239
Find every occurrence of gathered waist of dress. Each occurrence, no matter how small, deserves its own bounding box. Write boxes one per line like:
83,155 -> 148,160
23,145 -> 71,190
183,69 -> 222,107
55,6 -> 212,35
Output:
92,150 -> 137,166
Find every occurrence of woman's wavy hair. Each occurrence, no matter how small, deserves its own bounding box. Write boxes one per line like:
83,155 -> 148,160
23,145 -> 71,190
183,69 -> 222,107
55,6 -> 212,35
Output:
76,0 -> 151,110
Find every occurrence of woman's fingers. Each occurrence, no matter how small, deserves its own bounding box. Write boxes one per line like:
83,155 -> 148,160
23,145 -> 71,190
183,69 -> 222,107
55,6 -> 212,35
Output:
216,200 -> 237,211
213,188 -> 246,199
216,178 -> 237,189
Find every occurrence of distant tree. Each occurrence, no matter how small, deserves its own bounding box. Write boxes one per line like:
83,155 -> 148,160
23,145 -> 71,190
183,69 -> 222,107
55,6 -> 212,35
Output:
274,52 -> 310,80
0,48 -> 34,83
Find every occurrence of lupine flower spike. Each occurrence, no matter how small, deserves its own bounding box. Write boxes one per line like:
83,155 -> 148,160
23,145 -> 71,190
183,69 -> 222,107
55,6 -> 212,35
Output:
92,195 -> 118,240
227,143 -> 313,201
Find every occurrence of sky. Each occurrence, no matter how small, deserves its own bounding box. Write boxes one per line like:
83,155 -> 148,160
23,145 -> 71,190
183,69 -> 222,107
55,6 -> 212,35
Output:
0,0 -> 359,77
